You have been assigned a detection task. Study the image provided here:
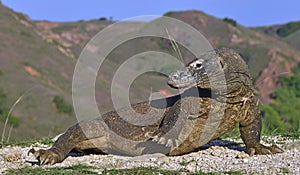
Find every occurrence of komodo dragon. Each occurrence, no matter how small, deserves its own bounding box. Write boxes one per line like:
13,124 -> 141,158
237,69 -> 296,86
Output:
29,48 -> 283,165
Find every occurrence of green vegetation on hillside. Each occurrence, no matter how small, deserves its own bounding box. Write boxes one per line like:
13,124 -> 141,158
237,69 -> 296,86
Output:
257,22 -> 300,38
276,22 -> 300,37
260,64 -> 300,133
0,88 -> 20,128
53,95 -> 73,114
254,21 -> 300,51
223,17 -> 237,26
0,88 -> 20,143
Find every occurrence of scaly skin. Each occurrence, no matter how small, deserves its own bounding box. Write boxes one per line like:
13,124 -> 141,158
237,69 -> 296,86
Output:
29,48 -> 283,165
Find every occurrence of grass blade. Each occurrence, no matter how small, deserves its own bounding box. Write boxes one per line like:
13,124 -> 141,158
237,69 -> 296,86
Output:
165,28 -> 183,63
1,87 -> 35,143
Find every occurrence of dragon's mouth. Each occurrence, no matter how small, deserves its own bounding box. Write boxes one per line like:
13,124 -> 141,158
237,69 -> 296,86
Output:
167,67 -> 197,89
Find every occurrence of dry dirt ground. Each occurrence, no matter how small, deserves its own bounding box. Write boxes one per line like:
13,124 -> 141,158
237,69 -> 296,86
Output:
1,136 -> 299,174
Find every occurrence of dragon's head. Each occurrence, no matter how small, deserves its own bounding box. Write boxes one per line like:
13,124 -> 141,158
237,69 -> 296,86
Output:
167,57 -> 209,89
168,48 -> 251,93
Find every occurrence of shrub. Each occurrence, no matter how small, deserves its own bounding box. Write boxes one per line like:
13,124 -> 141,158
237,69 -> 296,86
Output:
261,65 -> 300,133
1,111 -> 20,127
223,17 -> 237,26
276,22 -> 300,37
0,88 -> 21,143
53,95 -> 73,114
260,105 -> 286,133
98,17 -> 107,21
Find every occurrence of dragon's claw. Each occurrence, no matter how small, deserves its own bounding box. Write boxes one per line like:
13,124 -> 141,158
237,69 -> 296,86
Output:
246,144 -> 284,156
28,148 -> 63,165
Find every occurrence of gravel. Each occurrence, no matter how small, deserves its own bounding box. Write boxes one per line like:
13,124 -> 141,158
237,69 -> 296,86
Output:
0,136 -> 299,174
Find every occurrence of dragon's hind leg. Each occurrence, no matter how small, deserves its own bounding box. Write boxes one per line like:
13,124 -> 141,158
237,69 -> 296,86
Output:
239,107 -> 283,155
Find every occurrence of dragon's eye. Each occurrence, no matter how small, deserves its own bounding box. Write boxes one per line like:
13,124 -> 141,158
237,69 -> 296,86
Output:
196,63 -> 202,68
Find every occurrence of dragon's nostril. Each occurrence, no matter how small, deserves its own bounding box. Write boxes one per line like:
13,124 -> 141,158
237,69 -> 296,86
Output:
175,73 -> 183,80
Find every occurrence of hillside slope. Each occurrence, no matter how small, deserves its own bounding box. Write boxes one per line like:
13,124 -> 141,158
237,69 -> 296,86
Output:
0,5 -> 77,140
254,21 -> 300,51
0,5 -> 176,141
37,10 -> 300,102
0,4 -> 299,141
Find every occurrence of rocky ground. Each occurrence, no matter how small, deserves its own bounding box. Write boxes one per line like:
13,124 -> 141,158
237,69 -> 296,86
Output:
0,136 -> 299,174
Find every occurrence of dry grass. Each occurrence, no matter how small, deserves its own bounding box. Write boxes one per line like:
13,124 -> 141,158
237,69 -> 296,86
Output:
1,89 -> 32,143
165,28 -> 183,63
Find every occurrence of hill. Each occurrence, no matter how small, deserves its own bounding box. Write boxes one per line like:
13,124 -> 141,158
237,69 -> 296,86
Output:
0,4 -> 299,141
37,10 -> 300,103
0,4 -> 77,141
0,4 -> 178,141
254,21 -> 300,51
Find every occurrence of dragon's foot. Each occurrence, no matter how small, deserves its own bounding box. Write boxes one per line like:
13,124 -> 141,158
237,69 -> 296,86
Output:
28,148 -> 64,165
152,135 -> 180,148
246,144 -> 284,156
154,136 -> 180,148
145,131 -> 181,149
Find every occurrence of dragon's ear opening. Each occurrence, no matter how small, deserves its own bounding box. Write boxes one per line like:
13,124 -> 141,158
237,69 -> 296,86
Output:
218,57 -> 225,69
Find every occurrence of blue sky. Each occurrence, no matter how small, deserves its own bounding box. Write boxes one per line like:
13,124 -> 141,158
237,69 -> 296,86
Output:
2,0 -> 300,27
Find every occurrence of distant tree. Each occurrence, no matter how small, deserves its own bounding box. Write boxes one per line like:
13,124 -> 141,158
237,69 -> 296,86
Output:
223,17 -> 237,26
98,17 -> 107,21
